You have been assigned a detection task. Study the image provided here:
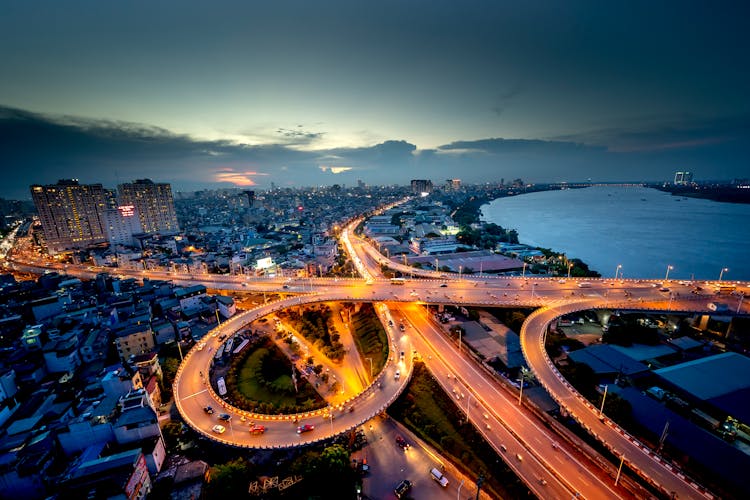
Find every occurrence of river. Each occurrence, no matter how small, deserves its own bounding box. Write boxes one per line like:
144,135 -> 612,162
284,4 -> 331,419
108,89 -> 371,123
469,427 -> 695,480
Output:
481,185 -> 750,281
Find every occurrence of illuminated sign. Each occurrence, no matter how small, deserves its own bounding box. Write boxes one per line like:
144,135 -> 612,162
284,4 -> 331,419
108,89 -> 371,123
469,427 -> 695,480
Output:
256,257 -> 274,269
118,205 -> 135,217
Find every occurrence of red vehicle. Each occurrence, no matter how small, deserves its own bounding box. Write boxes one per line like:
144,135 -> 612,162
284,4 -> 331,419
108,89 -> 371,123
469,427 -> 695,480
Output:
249,424 -> 266,435
297,424 -> 315,434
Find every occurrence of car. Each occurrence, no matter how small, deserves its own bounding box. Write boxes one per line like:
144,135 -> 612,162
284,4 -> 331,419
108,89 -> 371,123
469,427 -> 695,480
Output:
196,342 -> 206,351
211,424 -> 226,434
297,424 -> 315,434
500,444 -> 507,452
249,424 -> 266,434
516,453 -> 523,462
394,480 -> 412,499
440,283 -> 448,287
203,405 -> 214,414
395,435 -> 410,450
394,370 -> 400,380
218,413 -> 231,421
400,350 -> 405,359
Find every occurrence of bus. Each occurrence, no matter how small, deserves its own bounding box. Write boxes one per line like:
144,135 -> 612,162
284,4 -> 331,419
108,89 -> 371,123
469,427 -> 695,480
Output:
233,338 -> 250,355
214,343 -> 225,361
714,284 -> 736,294
390,277 -> 406,285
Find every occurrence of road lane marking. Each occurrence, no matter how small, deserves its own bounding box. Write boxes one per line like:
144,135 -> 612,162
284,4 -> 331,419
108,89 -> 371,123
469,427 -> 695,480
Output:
181,389 -> 208,400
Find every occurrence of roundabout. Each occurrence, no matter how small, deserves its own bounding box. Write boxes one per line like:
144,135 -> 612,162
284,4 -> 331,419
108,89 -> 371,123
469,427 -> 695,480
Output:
173,293 -> 415,448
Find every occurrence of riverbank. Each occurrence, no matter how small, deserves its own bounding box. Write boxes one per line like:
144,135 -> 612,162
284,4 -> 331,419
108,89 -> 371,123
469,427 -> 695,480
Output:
452,186 -> 601,278
480,185 -> 750,281
653,184 -> 750,204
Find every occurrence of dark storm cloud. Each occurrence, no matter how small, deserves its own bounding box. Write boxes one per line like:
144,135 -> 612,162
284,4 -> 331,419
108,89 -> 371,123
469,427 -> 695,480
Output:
275,126 -> 325,144
554,114 -> 750,154
2,105 -> 748,200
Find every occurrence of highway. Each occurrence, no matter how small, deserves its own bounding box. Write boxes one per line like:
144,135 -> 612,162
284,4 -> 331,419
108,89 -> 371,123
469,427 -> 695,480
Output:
521,300 -> 716,500
392,302 -> 621,500
8,224 -> 748,499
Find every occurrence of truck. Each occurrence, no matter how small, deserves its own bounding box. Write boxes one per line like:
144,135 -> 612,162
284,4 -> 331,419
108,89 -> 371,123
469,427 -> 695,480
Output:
714,284 -> 736,294
430,468 -> 449,487
576,282 -> 592,288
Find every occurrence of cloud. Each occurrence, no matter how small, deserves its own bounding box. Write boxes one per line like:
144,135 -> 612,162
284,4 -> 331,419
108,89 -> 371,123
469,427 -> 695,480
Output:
552,114 -> 750,153
492,84 -> 523,117
214,167 -> 269,186
276,125 -> 325,145
1,104 -> 747,199
319,166 -> 353,174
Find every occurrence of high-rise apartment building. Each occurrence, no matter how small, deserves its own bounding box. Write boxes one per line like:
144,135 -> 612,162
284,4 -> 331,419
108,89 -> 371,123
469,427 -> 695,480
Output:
117,179 -> 179,235
445,179 -> 461,191
243,190 -> 255,208
103,205 -> 142,247
674,171 -> 693,185
30,179 -> 108,255
410,179 -> 433,194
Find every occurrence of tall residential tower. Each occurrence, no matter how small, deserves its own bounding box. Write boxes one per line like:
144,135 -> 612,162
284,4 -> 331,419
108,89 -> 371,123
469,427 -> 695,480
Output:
117,179 -> 179,235
30,179 -> 108,254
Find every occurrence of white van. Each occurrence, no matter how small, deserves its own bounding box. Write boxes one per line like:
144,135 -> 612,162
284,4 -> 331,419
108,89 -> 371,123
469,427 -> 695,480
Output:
430,468 -> 449,487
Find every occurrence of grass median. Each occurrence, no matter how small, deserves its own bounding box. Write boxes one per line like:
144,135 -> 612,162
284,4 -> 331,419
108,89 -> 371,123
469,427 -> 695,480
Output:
350,303 -> 388,378
388,362 -> 529,499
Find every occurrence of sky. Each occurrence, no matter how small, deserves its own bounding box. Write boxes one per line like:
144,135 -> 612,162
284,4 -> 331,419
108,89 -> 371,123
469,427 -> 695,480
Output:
1,0 -> 748,199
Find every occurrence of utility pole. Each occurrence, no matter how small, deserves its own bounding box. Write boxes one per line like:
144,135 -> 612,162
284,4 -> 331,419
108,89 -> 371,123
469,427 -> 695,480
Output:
615,456 -> 625,486
658,420 -> 670,453
474,474 -> 485,500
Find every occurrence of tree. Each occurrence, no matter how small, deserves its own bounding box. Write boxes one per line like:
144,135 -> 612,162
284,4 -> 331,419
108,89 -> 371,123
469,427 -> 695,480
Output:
320,444 -> 350,472
161,422 -> 182,451
206,458 -> 253,496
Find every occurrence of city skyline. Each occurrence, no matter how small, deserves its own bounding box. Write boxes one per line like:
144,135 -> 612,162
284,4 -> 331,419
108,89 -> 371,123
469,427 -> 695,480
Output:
1,1 -> 749,198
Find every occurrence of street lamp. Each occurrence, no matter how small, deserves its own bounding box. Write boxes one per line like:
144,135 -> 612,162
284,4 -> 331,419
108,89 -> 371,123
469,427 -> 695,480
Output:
599,384 -> 608,416
458,265 -> 463,281
518,367 -> 532,405
435,258 -> 439,273
457,479 -> 465,500
567,262 -> 574,278
719,267 -> 729,281
614,264 -> 622,280
664,265 -> 673,282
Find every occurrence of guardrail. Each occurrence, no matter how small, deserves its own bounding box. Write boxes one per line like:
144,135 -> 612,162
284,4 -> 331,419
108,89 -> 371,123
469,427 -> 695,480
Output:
519,300 -> 714,499
173,293 -> 414,448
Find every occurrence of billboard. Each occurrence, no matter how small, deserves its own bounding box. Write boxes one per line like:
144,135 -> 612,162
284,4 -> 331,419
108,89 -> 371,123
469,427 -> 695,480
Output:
118,205 -> 136,217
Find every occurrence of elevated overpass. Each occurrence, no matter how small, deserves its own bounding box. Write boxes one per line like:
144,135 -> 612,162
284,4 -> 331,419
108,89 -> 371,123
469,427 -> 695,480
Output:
9,235 -> 747,498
